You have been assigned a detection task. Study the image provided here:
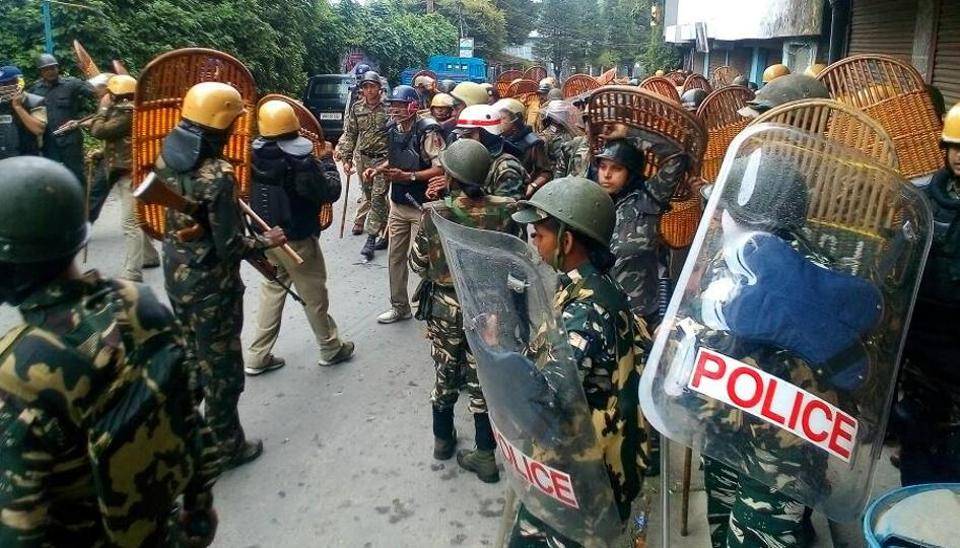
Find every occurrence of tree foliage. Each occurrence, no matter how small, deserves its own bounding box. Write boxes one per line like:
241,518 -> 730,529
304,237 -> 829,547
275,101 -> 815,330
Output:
0,0 -> 456,95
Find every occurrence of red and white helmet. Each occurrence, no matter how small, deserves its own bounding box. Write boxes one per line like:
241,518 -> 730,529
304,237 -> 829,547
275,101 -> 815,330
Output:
456,104 -> 503,135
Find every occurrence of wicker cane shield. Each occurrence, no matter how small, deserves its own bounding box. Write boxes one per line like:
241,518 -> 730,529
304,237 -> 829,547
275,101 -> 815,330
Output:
132,48 -> 257,239
696,86 -> 754,183
712,65 -> 740,88
818,54 -> 942,179
639,76 -> 682,104
497,69 -> 523,83
257,94 -> 335,231
681,73 -> 713,95
586,86 -> 707,248
523,65 -> 547,83
663,70 -> 687,86
597,68 -> 617,85
72,40 -> 101,79
112,60 -> 130,76
506,79 -> 539,98
562,74 -> 601,99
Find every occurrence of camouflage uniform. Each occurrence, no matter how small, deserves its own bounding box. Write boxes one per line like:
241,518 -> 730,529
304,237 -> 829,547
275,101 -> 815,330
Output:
510,262 -> 651,546
544,128 -> 589,180
610,152 -> 688,319
409,195 -> 521,413
89,98 -> 159,281
0,271 -> 220,546
339,99 -> 389,235
156,156 -> 265,453
485,152 -> 528,200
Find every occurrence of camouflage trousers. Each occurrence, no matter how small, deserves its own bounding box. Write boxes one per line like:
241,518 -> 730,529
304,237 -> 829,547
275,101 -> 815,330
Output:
169,288 -> 246,451
355,153 -> 389,236
426,286 -> 486,414
704,457 -> 810,548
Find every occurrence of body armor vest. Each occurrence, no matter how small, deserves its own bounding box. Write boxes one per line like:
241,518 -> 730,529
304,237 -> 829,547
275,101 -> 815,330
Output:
0,102 -> 39,159
388,117 -> 440,171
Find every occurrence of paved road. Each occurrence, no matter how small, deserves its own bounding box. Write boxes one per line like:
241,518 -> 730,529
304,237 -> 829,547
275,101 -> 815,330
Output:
0,170 -> 900,547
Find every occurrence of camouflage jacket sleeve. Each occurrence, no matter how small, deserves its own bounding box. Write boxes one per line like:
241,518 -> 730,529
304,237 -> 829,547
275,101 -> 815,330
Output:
89,104 -> 132,141
487,154 -> 528,200
409,206 -> 435,276
339,103 -> 359,159
200,160 -> 262,263
561,298 -> 617,411
644,153 -> 690,206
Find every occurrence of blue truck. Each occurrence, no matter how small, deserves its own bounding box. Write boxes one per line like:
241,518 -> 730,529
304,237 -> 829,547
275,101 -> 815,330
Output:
400,55 -> 486,85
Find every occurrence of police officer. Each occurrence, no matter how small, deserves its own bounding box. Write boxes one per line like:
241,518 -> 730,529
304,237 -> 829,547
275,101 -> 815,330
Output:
154,82 -> 287,468
449,81 -> 489,122
448,104 -> 527,200
429,92 -> 457,139
374,85 -> 445,324
437,78 -> 457,94
737,74 -> 830,119
895,102 -> 960,485
593,126 -> 690,326
29,54 -> 95,187
0,65 -> 45,160
413,74 -> 437,108
340,71 -> 390,244
246,100 -> 356,373
409,138 -> 521,482
88,75 -> 160,282
0,157 -> 221,547
493,98 -> 552,196
539,99 -> 589,179
510,177 -> 650,545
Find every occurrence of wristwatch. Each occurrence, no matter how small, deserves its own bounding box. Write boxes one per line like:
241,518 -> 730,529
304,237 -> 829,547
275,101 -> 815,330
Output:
409,172 -> 416,182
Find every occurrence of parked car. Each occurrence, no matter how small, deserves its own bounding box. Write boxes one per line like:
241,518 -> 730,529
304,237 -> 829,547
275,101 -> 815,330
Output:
302,74 -> 353,141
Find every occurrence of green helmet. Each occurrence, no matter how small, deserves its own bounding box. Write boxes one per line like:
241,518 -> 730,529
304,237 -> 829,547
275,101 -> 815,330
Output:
440,138 -> 491,187
739,74 -> 830,117
0,157 -> 89,263
513,177 -> 615,247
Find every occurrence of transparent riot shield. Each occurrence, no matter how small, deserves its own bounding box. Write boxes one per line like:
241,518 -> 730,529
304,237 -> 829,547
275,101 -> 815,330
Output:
434,213 -> 622,545
639,123 -> 933,522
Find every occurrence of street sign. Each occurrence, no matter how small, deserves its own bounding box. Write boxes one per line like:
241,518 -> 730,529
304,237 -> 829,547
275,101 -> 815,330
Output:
459,37 -> 475,58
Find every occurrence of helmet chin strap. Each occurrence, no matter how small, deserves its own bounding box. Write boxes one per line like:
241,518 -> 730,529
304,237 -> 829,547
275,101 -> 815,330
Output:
551,223 -> 568,271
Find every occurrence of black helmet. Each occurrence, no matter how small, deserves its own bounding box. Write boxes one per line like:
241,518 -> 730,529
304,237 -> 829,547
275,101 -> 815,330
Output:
721,151 -> 809,236
359,71 -> 382,87
681,88 -> 708,111
739,74 -> 829,118
354,63 -> 372,77
388,85 -> 420,104
732,75 -> 749,87
37,53 -> 58,70
438,79 -> 456,93
0,156 -> 89,263
594,139 -> 645,175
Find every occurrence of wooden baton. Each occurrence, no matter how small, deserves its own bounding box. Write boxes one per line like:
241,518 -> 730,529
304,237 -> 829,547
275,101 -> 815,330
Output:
237,200 -> 304,265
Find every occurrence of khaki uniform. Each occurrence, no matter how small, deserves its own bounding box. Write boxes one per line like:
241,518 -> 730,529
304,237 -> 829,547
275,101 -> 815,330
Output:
89,99 -> 159,280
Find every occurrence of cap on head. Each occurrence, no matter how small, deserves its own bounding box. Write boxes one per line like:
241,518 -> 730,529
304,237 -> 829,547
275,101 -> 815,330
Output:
0,65 -> 22,84
359,71 -> 382,87
513,177 -> 616,247
942,102 -> 960,145
456,104 -> 502,135
258,100 -> 301,138
594,139 -> 645,174
0,156 -> 89,263
181,82 -> 245,131
37,54 -> 59,70
762,63 -> 791,84
492,98 -> 525,120
106,74 -> 137,96
430,93 -> 455,108
450,81 -> 488,107
439,138 -> 491,187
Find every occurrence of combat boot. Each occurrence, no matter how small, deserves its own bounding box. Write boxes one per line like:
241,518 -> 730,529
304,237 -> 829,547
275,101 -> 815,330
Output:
433,406 -> 457,460
360,235 -> 376,260
374,235 -> 389,250
456,449 -> 499,483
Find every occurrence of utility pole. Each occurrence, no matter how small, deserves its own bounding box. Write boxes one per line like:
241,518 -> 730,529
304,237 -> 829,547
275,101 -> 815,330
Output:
426,0 -> 434,12
42,0 -> 54,54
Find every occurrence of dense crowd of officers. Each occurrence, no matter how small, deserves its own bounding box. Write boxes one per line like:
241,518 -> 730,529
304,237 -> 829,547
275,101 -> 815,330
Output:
0,50 -> 957,548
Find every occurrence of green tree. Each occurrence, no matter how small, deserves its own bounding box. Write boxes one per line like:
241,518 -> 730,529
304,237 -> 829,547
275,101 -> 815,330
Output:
435,0 -> 506,60
492,0 -> 536,46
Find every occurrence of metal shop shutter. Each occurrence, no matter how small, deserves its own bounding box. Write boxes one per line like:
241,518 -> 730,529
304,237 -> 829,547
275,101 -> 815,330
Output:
848,0 -> 918,62
933,0 -> 960,107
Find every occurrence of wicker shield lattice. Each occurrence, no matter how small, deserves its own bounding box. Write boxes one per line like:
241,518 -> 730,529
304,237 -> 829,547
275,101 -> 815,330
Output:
696,86 -> 754,183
